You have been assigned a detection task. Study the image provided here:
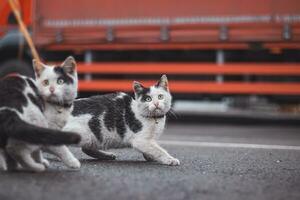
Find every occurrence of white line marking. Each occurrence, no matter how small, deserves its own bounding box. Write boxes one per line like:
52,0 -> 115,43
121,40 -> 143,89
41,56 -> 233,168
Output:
159,140 -> 300,150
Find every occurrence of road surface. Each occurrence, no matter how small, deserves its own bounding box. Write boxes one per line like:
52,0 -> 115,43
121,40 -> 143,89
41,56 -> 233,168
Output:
0,124 -> 300,200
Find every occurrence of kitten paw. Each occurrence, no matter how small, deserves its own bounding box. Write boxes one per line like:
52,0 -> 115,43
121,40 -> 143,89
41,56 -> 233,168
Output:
100,152 -> 117,160
65,158 -> 81,169
143,153 -> 156,162
35,165 -> 46,172
41,158 -> 50,168
0,153 -> 7,171
0,164 -> 7,171
27,164 -> 46,173
82,148 -> 116,160
160,157 -> 180,166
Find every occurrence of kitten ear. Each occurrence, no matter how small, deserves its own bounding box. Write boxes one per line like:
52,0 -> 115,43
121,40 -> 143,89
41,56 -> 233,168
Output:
133,81 -> 145,94
156,74 -> 169,91
61,56 -> 76,74
32,59 -> 46,77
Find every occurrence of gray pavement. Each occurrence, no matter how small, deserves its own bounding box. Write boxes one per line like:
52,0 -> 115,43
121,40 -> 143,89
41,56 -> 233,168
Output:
0,124 -> 300,200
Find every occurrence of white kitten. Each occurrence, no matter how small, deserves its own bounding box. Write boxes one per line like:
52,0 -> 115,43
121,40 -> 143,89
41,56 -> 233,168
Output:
0,75 -> 80,172
33,56 -> 80,169
63,75 -> 180,166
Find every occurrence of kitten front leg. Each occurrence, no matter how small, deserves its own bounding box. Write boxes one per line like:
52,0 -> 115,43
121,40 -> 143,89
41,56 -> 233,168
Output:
0,149 -> 7,171
6,146 -> 45,172
82,147 -> 116,160
132,139 -> 180,166
5,150 -> 19,171
32,150 -> 50,168
45,146 -> 80,169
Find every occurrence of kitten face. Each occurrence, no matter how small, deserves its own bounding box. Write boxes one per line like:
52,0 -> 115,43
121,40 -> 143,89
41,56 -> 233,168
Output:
133,75 -> 172,118
33,56 -> 78,104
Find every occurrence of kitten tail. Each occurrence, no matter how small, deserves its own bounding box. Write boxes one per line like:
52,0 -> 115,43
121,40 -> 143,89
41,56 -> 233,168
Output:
1,111 -> 81,145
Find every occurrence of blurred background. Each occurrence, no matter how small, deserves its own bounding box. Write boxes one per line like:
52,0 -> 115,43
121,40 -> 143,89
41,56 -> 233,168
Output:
1,0 -> 300,123
1,1 -> 300,200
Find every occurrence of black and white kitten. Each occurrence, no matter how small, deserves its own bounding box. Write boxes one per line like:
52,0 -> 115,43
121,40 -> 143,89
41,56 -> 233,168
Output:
33,56 -> 81,169
0,75 -> 80,172
63,75 -> 180,166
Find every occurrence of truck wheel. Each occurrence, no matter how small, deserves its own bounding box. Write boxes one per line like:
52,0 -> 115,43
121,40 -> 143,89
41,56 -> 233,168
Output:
0,60 -> 34,78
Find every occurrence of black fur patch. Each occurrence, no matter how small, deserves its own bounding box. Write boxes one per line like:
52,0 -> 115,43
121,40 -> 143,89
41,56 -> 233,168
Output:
28,93 -> 44,112
25,78 -> 45,112
53,66 -> 74,84
103,96 -> 117,132
111,97 -> 126,137
72,97 -> 106,142
25,78 -> 39,95
0,76 -> 28,113
123,95 -> 142,133
0,110 -> 19,147
72,93 -> 143,140
46,99 -> 72,108
88,116 -> 102,142
136,88 -> 150,102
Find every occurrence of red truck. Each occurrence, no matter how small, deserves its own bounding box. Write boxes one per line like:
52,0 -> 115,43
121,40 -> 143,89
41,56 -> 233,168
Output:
1,0 -> 300,103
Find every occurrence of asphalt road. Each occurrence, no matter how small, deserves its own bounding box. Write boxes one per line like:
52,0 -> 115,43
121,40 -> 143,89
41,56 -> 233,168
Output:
0,124 -> 300,200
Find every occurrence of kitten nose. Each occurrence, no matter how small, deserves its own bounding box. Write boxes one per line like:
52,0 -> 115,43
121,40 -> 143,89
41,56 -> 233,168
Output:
154,102 -> 159,107
49,87 -> 55,93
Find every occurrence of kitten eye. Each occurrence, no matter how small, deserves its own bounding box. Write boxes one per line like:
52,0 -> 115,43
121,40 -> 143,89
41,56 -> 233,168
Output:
145,96 -> 152,102
57,78 -> 64,85
42,80 -> 49,86
158,94 -> 164,100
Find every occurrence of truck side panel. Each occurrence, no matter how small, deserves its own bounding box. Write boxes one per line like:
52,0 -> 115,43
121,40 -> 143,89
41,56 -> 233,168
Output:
33,0 -> 300,50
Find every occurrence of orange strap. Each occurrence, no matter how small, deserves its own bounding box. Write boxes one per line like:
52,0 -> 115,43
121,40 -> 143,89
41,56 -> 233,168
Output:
8,0 -> 40,64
